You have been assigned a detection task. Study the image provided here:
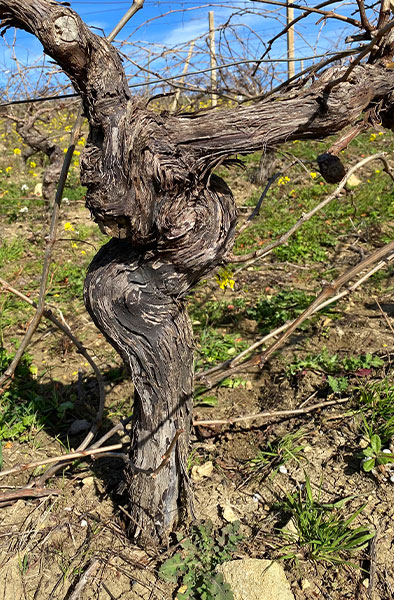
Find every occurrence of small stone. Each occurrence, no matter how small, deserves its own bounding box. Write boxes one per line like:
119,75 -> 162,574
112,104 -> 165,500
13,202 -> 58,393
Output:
278,465 -> 288,474
222,505 -> 238,523
283,518 -> 298,538
301,579 -> 311,591
217,559 -> 295,600
68,419 -> 90,435
80,519 -> 88,527
362,578 -> 369,589
191,461 -> 214,481
246,381 -> 253,391
345,174 -> 362,189
390,475 -> 394,483
34,183 -> 43,196
82,476 -> 95,487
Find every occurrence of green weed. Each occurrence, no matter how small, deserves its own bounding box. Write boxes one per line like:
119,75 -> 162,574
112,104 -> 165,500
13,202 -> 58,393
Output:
159,520 -> 242,600
288,349 -> 384,377
248,429 -> 306,478
276,475 -> 374,565
358,382 -> 394,445
0,346 -> 74,440
0,238 -> 25,268
195,330 -> 248,370
246,289 -> 333,333
360,433 -> 394,472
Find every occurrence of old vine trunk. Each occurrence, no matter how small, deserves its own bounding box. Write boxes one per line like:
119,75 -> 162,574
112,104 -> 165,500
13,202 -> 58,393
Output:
2,0 -> 394,545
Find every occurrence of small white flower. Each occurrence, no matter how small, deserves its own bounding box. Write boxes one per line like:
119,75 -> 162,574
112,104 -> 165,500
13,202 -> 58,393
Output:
62,197 -> 70,205
19,206 -> 28,213
278,465 -> 288,474
382,449 -> 392,454
21,184 -> 29,191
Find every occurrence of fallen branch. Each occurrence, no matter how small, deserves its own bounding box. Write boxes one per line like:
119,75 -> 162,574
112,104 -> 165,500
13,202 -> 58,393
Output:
0,429 -> 184,482
256,240 -> 394,369
69,558 -> 100,600
0,444 -> 123,478
197,242 -> 394,387
193,397 -> 350,427
0,486 -> 61,506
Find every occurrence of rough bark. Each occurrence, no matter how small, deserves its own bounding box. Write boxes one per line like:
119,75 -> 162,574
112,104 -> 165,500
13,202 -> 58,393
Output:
2,0 -> 394,545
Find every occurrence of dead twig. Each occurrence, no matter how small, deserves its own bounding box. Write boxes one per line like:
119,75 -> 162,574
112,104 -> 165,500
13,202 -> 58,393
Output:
230,153 -> 394,266
376,299 -> 394,336
193,397 -> 350,427
0,487 -> 60,507
367,528 -> 379,600
68,558 -> 100,600
197,243 -> 394,387
0,444 -> 124,478
256,240 -> 394,369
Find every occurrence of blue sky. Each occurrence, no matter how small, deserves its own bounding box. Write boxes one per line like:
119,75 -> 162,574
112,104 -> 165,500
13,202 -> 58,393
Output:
0,1 -> 359,97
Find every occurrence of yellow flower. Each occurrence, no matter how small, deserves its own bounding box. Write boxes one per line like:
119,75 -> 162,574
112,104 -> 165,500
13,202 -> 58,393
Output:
216,267 -> 235,290
310,172 -> 318,179
63,148 -> 68,153
77,137 -> 85,146
64,222 -> 75,232
32,172 -> 38,177
29,161 -> 36,168
5,166 -> 12,173
73,150 -> 80,156
81,250 -> 86,255
375,169 -> 381,174
379,132 -> 384,136
73,160 -> 79,167
369,133 -> 377,142
71,242 -> 78,249
13,148 -> 21,155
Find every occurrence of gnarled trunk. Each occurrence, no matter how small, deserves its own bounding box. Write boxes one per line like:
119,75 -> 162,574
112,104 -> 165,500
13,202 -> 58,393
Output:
84,174 -> 236,543
3,0 -> 394,546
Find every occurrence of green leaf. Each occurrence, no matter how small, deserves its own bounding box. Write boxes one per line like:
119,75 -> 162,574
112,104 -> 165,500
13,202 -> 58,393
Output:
362,447 -> 374,457
159,554 -> 189,582
197,396 -> 219,407
370,434 -> 381,454
362,458 -> 375,472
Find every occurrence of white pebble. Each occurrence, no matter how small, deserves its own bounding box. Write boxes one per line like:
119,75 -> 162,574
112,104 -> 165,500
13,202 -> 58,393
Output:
80,519 -> 88,527
278,465 -> 288,474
